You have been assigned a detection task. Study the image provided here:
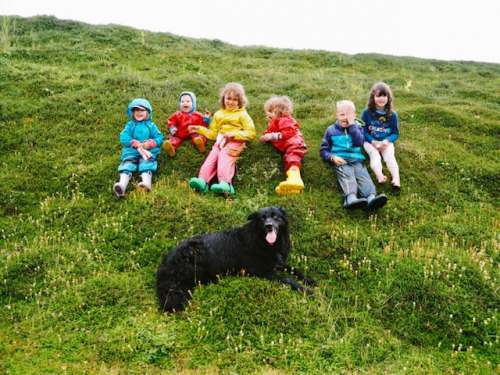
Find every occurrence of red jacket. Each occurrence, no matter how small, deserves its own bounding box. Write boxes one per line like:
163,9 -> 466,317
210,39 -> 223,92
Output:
264,115 -> 306,152
167,111 -> 208,139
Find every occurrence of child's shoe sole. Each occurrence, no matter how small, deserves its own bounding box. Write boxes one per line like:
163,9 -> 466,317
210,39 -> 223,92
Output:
137,183 -> 151,192
366,195 -> 388,211
193,137 -> 205,153
163,141 -> 176,157
391,185 -> 401,195
344,199 -> 368,210
113,183 -> 125,197
275,181 -> 303,195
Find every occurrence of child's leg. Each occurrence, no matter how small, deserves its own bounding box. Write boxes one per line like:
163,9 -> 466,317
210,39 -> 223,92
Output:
170,136 -> 184,150
114,173 -> 131,197
198,145 -> 221,182
334,163 -> 358,196
381,143 -> 400,187
335,162 -> 369,208
354,162 -> 387,210
283,144 -> 307,172
138,157 -> 157,191
163,136 -> 183,157
363,142 -> 386,183
190,134 -> 207,153
118,157 -> 140,175
138,171 -> 152,191
216,141 -> 245,183
275,144 -> 307,195
138,157 -> 158,174
352,162 -> 376,198
115,157 -> 139,196
139,157 -> 158,191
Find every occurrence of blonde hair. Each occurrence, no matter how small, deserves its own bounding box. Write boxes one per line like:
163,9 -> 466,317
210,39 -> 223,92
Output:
336,100 -> 356,112
264,96 -> 293,117
220,82 -> 248,109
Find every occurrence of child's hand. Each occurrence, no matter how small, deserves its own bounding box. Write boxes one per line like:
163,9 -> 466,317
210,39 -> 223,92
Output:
142,139 -> 157,149
169,127 -> 177,135
259,134 -> 272,142
331,155 -> 346,166
204,110 -> 212,117
259,132 -> 281,142
347,112 -> 356,126
131,140 -> 141,148
188,125 -> 200,134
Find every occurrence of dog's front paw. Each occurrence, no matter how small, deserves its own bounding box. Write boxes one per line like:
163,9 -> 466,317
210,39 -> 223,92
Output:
300,286 -> 314,296
302,277 -> 317,287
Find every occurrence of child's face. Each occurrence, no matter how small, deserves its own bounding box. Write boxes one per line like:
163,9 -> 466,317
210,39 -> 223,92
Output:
133,108 -> 148,121
374,91 -> 388,109
224,92 -> 240,110
180,95 -> 193,113
265,108 -> 277,121
336,105 -> 355,127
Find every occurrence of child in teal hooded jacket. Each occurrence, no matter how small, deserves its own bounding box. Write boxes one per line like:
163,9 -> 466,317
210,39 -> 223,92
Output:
113,98 -> 164,197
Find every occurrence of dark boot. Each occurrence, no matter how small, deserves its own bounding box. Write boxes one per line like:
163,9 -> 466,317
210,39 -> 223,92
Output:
366,194 -> 388,211
343,193 -> 368,209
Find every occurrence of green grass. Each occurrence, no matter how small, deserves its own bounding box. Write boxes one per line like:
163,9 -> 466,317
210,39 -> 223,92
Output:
0,15 -> 499,374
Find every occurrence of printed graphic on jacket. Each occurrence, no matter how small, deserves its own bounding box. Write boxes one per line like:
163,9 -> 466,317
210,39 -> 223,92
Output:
361,109 -> 400,143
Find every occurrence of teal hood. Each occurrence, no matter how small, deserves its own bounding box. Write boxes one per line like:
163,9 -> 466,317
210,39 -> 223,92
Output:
127,98 -> 153,120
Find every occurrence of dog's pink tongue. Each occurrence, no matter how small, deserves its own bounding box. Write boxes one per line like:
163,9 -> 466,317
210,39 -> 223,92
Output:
266,229 -> 277,245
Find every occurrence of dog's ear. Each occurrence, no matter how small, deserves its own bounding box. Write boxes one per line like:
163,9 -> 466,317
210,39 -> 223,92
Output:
275,206 -> 288,220
247,211 -> 260,222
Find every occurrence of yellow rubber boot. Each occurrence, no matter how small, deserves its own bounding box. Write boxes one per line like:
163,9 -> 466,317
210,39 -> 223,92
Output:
193,137 -> 206,153
275,166 -> 304,195
163,140 -> 176,157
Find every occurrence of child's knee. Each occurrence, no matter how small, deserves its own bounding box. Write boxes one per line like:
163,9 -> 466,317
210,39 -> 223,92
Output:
118,161 -> 138,174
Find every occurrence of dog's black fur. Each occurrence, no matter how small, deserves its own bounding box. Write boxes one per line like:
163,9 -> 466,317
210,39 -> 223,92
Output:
156,206 -> 315,312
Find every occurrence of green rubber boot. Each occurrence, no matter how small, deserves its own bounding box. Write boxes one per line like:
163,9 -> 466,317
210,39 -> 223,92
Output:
210,181 -> 235,196
189,177 -> 208,193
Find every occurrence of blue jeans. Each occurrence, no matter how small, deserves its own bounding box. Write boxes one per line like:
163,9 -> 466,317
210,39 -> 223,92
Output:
118,156 -> 157,174
334,159 -> 376,198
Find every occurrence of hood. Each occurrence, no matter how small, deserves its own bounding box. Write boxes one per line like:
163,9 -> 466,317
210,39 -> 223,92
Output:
127,98 -> 153,120
179,91 -> 197,113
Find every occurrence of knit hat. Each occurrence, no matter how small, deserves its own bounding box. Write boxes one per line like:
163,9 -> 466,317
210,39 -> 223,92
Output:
179,91 -> 197,113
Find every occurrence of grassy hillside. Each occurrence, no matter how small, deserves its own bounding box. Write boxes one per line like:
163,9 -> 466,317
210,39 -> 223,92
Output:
0,15 -> 498,374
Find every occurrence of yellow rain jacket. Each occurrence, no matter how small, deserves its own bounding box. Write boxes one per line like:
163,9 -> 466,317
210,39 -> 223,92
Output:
198,107 -> 256,142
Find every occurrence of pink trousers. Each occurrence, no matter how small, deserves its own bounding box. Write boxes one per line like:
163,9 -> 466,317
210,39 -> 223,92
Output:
198,140 -> 246,184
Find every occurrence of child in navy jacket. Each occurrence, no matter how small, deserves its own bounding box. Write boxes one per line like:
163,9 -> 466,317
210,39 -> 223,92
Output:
320,100 -> 387,210
362,82 -> 400,191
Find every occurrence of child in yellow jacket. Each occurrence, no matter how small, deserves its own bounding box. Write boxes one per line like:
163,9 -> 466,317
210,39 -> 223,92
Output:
188,82 -> 256,196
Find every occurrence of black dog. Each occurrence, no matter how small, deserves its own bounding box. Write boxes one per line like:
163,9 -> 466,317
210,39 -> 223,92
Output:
156,206 -> 315,312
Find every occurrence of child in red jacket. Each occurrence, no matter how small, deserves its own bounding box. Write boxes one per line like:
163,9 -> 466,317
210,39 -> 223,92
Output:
259,96 -> 307,195
163,91 -> 210,157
